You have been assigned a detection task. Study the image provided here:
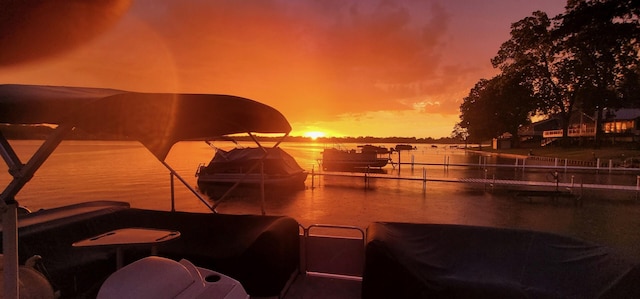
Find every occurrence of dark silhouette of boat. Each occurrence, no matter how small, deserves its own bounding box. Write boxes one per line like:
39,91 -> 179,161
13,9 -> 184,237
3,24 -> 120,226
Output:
321,145 -> 390,171
394,144 -> 416,151
196,146 -> 307,190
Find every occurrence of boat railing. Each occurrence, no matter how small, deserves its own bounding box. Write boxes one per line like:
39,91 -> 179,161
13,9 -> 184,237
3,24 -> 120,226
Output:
299,224 -> 365,281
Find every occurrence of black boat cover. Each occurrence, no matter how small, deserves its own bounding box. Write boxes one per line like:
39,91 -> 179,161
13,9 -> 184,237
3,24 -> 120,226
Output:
363,222 -> 640,298
205,147 -> 304,175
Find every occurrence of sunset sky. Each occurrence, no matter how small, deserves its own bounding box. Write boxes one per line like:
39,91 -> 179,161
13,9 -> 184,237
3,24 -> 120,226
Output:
0,0 -> 567,138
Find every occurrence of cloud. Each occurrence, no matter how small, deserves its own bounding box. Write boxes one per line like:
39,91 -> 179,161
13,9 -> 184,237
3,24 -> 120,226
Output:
412,100 -> 440,112
290,108 -> 459,138
106,0 -> 464,121
0,0 -> 567,138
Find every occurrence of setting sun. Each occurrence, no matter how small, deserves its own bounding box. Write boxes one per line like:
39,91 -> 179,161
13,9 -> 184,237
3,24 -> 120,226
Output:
303,131 -> 325,140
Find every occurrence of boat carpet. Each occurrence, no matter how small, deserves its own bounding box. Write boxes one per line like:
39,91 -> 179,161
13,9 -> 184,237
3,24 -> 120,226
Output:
2,201 -> 299,298
362,222 -> 640,299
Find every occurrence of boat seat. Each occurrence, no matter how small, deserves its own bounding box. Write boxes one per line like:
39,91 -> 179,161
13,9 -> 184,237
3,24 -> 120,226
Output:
12,201 -> 131,235
0,255 -> 58,299
97,256 -> 248,299
1,202 -> 132,297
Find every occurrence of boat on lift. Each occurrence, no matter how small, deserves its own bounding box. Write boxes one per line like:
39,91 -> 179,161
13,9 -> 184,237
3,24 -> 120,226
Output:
321,144 -> 390,171
195,146 -> 308,189
394,144 -> 416,151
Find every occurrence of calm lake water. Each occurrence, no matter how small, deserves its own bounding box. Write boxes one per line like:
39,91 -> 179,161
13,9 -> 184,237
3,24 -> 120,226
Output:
2,140 -> 640,259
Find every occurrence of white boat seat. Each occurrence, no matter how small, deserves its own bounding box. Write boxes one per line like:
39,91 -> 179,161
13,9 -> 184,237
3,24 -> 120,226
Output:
96,256 -> 248,299
0,255 -> 57,299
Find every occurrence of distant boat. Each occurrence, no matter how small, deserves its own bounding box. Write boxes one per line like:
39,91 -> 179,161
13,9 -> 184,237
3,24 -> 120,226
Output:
196,147 -> 308,189
359,144 -> 391,154
394,144 -> 416,151
322,145 -> 390,171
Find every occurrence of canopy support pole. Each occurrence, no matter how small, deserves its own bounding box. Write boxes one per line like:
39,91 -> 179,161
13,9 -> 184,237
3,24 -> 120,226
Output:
1,125 -> 72,299
1,125 -> 72,202
0,132 -> 23,176
160,161 -> 215,213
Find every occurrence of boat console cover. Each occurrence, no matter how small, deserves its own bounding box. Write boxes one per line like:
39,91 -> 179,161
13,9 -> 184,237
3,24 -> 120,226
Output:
97,256 -> 249,299
363,222 -> 640,298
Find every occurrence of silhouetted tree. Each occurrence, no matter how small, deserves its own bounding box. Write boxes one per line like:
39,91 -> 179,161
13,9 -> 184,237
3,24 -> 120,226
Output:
458,74 -> 535,146
556,0 -> 640,146
619,65 -> 640,108
492,11 -> 572,140
450,123 -> 468,142
487,0 -> 640,147
458,79 -> 493,144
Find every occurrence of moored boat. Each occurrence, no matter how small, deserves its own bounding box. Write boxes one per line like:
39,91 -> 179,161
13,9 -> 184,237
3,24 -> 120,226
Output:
322,145 -> 390,171
195,146 -> 308,189
394,144 -> 416,151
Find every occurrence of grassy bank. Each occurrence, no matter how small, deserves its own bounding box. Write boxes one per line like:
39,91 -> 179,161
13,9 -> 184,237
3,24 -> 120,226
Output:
472,146 -> 640,163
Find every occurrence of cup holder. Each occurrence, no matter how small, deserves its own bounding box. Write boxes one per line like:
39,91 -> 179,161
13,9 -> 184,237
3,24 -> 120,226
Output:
205,274 -> 221,283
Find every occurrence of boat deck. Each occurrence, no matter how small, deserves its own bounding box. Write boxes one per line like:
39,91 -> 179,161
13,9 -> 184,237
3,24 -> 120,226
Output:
282,274 -> 361,299
275,224 -> 365,299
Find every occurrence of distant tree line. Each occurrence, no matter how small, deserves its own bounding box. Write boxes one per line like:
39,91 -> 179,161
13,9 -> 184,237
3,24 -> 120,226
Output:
455,0 -> 640,147
1,124 -> 461,144
284,136 -> 462,144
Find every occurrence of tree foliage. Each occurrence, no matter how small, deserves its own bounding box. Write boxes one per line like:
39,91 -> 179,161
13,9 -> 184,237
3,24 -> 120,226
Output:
458,74 -> 534,144
559,0 -> 640,144
458,0 -> 640,146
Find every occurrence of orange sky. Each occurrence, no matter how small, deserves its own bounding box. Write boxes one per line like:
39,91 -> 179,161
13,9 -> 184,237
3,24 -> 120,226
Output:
0,0 -> 566,138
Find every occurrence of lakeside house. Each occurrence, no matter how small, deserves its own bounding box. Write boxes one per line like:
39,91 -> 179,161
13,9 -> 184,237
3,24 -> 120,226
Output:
495,108 -> 640,149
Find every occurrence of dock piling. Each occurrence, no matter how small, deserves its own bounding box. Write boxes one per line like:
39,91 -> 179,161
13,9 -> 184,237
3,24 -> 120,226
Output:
422,168 -> 426,192
411,155 -> 415,171
311,166 -> 315,189
609,160 -> 613,173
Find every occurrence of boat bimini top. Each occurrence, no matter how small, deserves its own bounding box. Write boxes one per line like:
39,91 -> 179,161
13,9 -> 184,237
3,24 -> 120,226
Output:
0,84 -> 291,161
0,84 -> 292,298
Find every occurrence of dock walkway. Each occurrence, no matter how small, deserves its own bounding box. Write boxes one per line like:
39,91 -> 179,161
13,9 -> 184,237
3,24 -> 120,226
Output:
313,171 -> 638,191
310,171 -> 639,203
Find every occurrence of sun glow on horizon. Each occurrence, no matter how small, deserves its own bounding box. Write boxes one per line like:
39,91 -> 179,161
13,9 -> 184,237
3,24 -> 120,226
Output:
302,131 -> 326,140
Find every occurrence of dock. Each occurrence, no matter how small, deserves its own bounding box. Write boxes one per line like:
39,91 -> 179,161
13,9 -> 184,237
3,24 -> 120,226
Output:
309,169 -> 640,203
311,149 -> 640,203
312,170 -> 639,191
